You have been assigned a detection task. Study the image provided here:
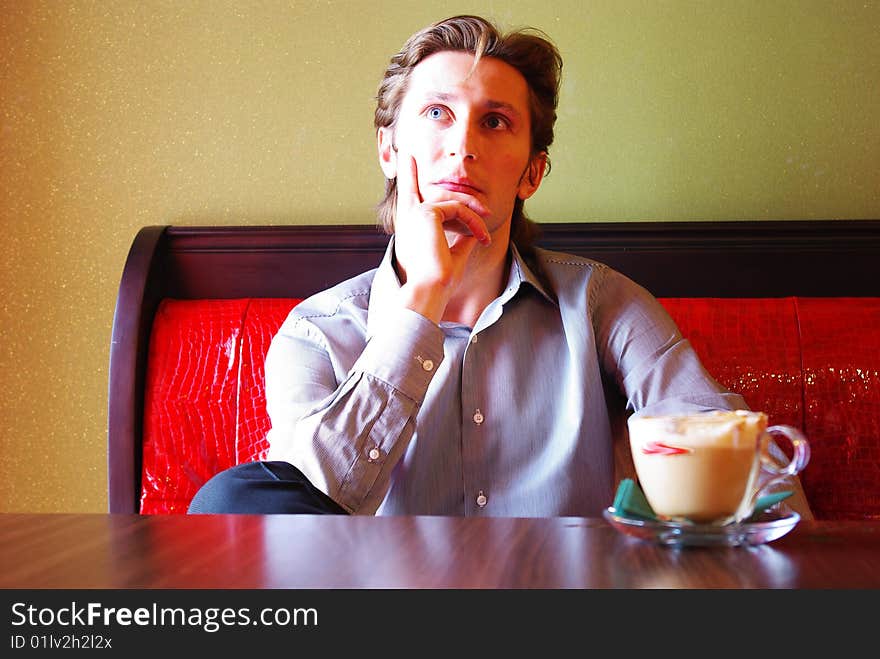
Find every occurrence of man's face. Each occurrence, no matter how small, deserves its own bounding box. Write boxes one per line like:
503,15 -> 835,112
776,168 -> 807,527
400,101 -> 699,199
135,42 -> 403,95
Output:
378,50 -> 544,236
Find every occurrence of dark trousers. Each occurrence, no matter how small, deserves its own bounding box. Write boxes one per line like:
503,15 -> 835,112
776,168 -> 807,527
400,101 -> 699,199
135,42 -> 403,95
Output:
187,461 -> 349,515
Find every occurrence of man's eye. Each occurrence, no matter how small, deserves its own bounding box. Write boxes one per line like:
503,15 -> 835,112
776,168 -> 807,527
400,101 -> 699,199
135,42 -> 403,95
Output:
427,107 -> 445,120
485,115 -> 509,130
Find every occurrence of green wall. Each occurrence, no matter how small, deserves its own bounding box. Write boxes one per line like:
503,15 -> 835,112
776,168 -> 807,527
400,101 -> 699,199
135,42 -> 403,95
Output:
1,0 -> 878,512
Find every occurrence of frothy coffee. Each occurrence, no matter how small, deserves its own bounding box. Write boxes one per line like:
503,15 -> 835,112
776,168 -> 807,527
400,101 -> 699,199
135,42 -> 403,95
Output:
629,410 -> 769,523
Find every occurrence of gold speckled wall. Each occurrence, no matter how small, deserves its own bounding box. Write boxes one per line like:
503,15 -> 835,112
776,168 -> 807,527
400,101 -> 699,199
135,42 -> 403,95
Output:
1,1 -> 877,512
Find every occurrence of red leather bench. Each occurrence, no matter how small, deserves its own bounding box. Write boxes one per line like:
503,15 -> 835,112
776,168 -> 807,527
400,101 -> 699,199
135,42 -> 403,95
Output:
109,222 -> 880,520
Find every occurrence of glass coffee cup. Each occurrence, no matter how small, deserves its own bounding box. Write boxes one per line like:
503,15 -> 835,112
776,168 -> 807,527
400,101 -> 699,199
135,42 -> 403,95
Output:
627,410 -> 810,525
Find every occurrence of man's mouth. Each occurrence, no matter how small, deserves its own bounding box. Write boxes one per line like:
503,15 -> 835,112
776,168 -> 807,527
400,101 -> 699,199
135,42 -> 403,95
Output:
434,179 -> 482,195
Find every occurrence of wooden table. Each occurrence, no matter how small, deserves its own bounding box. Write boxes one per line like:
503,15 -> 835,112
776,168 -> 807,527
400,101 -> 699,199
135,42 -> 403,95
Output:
1,513 -> 878,589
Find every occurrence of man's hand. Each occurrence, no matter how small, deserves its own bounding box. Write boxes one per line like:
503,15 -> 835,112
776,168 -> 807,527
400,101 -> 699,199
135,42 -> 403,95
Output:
393,156 -> 491,323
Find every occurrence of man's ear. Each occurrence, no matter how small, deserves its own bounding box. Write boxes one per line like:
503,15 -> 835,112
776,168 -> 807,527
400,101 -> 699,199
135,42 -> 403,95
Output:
377,127 -> 398,179
517,152 -> 547,200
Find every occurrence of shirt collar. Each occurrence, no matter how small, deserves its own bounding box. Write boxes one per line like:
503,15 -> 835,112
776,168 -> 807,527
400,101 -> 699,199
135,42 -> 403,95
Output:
367,237 -> 557,338
507,242 -> 557,306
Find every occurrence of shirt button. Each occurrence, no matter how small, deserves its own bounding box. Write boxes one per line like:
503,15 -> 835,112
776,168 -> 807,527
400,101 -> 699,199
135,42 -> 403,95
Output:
470,335 -> 478,344
476,491 -> 488,507
367,447 -> 381,461
473,409 -> 484,425
421,359 -> 434,372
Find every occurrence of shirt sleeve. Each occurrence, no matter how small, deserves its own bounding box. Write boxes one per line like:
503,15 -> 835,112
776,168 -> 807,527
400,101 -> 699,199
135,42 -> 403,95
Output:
592,268 -> 816,520
591,266 -> 748,417
264,306 -> 444,514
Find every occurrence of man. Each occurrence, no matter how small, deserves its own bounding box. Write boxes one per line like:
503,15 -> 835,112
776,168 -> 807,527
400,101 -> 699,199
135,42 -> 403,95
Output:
189,15 -> 811,518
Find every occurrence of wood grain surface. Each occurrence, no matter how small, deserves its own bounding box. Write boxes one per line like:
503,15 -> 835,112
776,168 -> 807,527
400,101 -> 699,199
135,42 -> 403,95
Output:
2,514 -> 878,589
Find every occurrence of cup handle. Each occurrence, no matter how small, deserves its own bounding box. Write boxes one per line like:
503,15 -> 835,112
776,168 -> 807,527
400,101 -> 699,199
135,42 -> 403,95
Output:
740,425 -> 811,521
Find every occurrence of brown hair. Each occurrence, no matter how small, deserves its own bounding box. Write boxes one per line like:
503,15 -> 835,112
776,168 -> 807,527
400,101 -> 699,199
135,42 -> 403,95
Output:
374,15 -> 562,252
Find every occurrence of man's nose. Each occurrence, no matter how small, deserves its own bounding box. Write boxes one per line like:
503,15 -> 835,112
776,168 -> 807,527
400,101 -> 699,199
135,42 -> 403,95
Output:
446,121 -> 478,160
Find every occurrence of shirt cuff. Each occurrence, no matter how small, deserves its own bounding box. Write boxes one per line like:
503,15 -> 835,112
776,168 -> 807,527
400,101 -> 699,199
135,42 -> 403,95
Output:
356,307 -> 444,402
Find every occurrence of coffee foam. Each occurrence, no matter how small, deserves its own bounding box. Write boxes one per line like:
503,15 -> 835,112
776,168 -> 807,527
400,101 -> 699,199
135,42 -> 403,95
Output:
629,410 -> 768,448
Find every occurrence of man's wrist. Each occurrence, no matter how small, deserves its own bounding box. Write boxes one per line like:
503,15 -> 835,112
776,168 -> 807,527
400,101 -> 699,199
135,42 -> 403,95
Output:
398,282 -> 448,324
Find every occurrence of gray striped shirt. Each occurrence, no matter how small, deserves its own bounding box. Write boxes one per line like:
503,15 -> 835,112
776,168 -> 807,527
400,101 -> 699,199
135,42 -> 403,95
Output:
265,241 -> 745,516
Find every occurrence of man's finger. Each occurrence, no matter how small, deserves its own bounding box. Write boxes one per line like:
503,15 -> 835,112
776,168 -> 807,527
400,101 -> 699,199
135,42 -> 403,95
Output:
433,201 -> 491,245
398,155 -> 423,206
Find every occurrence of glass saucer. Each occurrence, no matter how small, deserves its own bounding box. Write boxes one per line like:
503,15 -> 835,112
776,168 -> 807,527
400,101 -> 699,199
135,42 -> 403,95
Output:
602,505 -> 800,547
